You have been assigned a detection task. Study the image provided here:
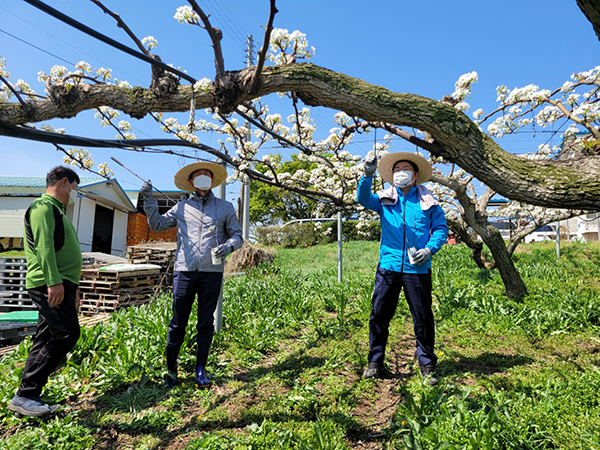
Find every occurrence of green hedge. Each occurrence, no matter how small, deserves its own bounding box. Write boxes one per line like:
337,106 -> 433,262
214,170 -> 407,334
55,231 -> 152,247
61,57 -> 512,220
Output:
254,220 -> 380,248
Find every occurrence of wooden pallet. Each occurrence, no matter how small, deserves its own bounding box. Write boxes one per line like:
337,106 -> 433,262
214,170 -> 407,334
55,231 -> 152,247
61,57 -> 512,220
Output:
0,313 -> 111,357
79,278 -> 156,291
79,297 -> 152,315
80,290 -> 154,302
80,269 -> 161,282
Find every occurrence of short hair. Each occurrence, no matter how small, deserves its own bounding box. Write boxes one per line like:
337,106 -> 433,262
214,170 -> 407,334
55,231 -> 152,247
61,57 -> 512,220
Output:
46,166 -> 80,187
189,168 -> 213,180
393,160 -> 419,173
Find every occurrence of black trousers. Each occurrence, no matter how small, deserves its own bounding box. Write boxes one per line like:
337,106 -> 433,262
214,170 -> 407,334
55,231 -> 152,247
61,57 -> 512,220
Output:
166,271 -> 223,375
18,279 -> 80,398
368,266 -> 437,368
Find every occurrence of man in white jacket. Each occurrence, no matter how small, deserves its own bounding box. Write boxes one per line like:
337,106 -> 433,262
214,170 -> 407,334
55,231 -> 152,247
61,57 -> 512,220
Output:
140,161 -> 243,388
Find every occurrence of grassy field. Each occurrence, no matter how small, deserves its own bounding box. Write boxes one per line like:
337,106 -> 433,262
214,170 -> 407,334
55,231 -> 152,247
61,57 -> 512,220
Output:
1,241 -> 600,449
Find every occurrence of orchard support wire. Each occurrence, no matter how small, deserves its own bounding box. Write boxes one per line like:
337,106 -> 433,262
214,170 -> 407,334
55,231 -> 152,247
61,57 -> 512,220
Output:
338,211 -> 343,283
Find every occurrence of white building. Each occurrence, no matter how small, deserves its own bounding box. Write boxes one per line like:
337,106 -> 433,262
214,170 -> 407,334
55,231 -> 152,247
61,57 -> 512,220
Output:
566,213 -> 600,242
0,176 -> 137,255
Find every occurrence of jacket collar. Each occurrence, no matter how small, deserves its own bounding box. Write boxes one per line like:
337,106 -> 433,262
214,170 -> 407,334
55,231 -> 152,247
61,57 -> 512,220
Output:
376,185 -> 439,210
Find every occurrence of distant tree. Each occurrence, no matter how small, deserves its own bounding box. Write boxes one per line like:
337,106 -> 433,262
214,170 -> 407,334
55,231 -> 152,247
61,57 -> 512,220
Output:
249,154 -> 318,226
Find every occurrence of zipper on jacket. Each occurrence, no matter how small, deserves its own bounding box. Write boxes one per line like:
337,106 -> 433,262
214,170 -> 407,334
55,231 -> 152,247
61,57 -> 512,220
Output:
401,194 -> 406,272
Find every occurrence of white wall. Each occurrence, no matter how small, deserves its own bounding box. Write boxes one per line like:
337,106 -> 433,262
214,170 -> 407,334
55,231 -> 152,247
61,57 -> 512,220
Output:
112,211 -> 129,256
0,197 -> 36,237
74,198 -> 96,252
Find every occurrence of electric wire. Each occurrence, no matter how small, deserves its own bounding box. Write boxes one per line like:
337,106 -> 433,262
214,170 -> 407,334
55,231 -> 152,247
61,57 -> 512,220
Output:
199,0 -> 248,51
0,5 -> 147,85
22,0 -> 320,160
0,27 -> 75,66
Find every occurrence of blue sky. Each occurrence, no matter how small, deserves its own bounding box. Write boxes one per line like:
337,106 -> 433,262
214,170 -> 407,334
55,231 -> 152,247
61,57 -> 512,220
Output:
1,0 -> 598,199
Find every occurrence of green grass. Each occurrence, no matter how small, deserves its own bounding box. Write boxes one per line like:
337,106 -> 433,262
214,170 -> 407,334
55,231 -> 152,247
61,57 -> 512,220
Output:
1,241 -> 600,449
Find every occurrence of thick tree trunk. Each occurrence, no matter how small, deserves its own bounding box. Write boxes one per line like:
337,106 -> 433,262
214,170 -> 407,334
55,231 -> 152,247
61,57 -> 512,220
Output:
437,176 -> 527,298
445,216 -> 487,269
577,0 -> 600,41
1,64 -> 599,209
477,226 -> 528,298
446,215 -> 526,297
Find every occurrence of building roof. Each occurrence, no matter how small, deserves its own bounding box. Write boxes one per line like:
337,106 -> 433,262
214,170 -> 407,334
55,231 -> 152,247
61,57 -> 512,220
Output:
0,176 -> 136,213
0,176 -> 103,188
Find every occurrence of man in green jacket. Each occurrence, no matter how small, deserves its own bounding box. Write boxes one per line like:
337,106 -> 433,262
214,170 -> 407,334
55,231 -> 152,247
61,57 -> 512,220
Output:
8,166 -> 82,418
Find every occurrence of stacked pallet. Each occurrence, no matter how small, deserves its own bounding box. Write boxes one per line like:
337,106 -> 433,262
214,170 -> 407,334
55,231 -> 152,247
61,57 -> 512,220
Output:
78,264 -> 162,315
127,242 -> 176,287
0,257 -> 34,312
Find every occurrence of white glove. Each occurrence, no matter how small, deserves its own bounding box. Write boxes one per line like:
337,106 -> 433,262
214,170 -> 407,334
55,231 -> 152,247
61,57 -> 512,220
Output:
213,244 -> 232,259
140,180 -> 153,198
363,154 -> 377,177
412,248 -> 432,265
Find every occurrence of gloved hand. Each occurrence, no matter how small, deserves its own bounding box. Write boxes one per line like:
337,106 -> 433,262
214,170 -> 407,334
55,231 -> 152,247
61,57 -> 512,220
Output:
363,154 -> 377,177
140,180 -> 153,198
412,248 -> 432,265
213,244 -> 232,259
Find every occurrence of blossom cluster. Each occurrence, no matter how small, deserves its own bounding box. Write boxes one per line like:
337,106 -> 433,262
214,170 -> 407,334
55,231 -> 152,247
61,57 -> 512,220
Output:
451,71 -> 478,112
62,148 -> 95,170
142,36 -> 159,51
173,5 -> 200,25
268,28 -> 315,65
476,66 -> 600,141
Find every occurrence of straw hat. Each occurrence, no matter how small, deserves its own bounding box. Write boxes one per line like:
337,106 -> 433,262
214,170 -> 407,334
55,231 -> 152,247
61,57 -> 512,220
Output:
174,161 -> 227,192
378,152 -> 432,185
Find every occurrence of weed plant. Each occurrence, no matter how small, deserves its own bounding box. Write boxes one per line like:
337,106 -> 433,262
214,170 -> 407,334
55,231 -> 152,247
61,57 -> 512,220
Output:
0,241 -> 599,449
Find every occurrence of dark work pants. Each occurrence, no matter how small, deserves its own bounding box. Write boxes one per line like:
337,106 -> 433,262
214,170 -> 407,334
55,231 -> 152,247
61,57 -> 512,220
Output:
166,271 -> 223,375
368,266 -> 437,368
18,279 -> 80,398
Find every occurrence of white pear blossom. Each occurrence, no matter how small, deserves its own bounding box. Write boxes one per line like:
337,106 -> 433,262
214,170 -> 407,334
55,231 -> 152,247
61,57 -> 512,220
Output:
473,108 -> 484,119
268,28 -> 315,65
74,61 -> 92,75
95,67 -> 112,81
98,162 -> 114,177
0,56 -> 9,78
174,5 -> 200,24
142,36 -> 158,50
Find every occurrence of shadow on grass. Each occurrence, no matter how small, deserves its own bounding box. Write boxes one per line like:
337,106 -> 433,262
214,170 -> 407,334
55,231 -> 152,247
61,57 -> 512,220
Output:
475,269 -> 494,284
440,351 -> 534,378
80,348 -> 391,448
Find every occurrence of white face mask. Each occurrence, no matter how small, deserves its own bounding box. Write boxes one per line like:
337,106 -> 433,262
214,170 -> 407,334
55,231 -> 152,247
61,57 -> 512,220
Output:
67,185 -> 78,205
193,175 -> 213,190
393,170 -> 414,188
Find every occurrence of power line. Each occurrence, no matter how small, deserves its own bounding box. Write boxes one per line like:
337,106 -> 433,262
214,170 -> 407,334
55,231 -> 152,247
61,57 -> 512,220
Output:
0,5 -> 146,85
22,0 -> 196,84
199,0 -> 248,50
0,27 -> 75,66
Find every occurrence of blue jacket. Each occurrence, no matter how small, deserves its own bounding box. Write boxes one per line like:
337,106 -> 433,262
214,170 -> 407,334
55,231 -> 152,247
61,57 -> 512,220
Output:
357,176 -> 448,274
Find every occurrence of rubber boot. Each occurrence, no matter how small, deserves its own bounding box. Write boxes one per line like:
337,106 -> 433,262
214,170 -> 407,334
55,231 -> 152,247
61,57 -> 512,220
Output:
165,346 -> 180,388
196,365 -> 211,388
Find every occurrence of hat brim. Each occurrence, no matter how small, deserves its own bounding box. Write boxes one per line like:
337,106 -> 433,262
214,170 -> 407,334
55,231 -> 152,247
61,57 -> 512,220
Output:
378,152 -> 432,185
174,162 -> 228,192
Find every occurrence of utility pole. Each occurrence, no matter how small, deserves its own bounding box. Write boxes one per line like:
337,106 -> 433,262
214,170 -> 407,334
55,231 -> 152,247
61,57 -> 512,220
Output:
556,220 -> 561,258
337,211 -> 343,283
240,35 -> 254,241
214,160 -> 227,333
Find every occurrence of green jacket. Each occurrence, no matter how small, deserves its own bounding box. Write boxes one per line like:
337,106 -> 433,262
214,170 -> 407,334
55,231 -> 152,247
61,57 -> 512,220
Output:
24,194 -> 82,289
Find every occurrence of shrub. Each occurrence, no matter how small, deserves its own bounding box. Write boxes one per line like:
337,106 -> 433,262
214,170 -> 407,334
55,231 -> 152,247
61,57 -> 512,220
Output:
254,220 -> 380,248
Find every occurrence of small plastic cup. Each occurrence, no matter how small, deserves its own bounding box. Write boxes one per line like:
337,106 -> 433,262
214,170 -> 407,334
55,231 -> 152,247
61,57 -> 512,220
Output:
211,248 -> 222,265
408,247 -> 417,265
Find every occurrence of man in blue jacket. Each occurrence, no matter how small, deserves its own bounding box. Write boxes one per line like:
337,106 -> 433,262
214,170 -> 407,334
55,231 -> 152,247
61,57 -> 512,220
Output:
357,152 -> 448,385
140,161 -> 243,389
